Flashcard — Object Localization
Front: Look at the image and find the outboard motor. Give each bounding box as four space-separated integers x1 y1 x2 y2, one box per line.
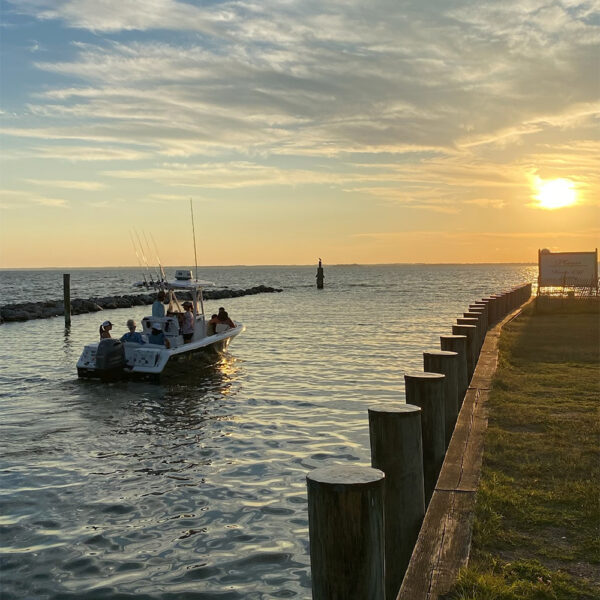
95 339 126 380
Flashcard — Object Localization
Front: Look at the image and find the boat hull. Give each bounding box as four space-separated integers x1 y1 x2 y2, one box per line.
77 325 243 381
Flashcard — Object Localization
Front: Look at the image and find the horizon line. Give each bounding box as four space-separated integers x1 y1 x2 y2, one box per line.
0 261 539 270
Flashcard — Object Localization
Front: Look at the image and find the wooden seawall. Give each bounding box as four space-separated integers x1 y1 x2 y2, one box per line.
397 299 532 599
305 283 532 599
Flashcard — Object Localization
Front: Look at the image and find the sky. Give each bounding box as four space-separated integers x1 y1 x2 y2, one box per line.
1 0 599 268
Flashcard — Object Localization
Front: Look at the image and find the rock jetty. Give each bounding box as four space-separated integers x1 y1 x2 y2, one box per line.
0 286 282 323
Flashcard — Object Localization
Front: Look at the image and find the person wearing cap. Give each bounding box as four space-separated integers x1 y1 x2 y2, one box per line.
99 321 113 339
148 323 170 348
182 302 195 343
120 319 145 344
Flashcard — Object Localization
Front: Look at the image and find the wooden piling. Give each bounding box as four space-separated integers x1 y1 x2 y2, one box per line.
463 312 485 349
63 273 71 327
369 404 425 599
316 258 324 289
452 324 477 380
440 334 468 405
423 350 459 448
468 304 488 333
404 372 445 505
307 465 385 600
456 316 480 351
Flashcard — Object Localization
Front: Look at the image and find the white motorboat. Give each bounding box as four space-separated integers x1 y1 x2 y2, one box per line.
77 276 244 381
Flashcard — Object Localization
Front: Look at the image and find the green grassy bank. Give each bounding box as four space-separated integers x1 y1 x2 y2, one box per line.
446 301 600 600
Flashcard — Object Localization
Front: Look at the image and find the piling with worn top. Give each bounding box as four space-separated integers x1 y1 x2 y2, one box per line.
481 297 496 324
468 304 488 333
463 312 485 349
316 258 324 289
423 350 459 448
440 334 468 405
452 324 477 379
63 273 71 327
404 372 445 505
369 404 425 599
456 317 481 358
307 465 385 599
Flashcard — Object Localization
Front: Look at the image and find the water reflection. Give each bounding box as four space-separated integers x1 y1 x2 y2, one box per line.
72 353 242 437
0 265 538 599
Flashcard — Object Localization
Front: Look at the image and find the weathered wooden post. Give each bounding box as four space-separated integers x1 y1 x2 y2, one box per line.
440 334 468 405
463 312 485 349
479 297 494 325
63 273 71 327
491 294 505 320
482 297 497 324
423 350 459 448
369 404 425 599
452 324 477 379
469 304 488 333
404 372 445 505
457 317 480 361
307 465 385 600
316 258 324 289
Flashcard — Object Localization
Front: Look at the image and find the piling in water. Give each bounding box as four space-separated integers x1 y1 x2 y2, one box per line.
451 324 477 380
462 312 485 349
316 258 324 289
369 404 425 598
423 350 459 448
456 316 480 350
63 273 71 327
404 372 445 505
307 465 385 599
440 334 468 405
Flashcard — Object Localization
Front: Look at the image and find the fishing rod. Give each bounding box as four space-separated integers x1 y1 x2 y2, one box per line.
134 229 156 287
150 232 167 283
142 230 162 284
129 231 150 287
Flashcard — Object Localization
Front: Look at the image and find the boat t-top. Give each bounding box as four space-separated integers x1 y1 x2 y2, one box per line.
77 270 244 380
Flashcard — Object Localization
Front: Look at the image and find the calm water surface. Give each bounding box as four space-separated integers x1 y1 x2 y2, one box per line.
0 265 535 599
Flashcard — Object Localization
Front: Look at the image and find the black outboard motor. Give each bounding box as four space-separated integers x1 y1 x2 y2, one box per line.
95 339 126 380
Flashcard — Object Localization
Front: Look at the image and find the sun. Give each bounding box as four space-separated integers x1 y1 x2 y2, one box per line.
534 178 577 210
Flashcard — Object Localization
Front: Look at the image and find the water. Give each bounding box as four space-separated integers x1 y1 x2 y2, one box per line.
0 264 535 599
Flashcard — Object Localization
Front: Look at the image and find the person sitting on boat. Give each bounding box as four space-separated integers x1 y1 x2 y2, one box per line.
217 310 236 330
152 291 166 318
99 320 113 339
148 323 170 348
206 314 219 336
120 319 146 344
182 302 195 343
217 307 235 327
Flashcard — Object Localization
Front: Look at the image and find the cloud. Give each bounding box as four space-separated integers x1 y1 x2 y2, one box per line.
25 178 106 190
2 0 598 218
0 189 68 208
10 0 223 34
353 228 600 241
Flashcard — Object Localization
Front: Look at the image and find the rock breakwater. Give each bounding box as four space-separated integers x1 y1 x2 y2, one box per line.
0 286 282 323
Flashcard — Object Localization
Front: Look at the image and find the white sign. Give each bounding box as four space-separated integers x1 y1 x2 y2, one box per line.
538 250 598 287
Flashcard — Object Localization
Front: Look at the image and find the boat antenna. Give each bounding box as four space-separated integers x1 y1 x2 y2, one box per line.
190 197 199 282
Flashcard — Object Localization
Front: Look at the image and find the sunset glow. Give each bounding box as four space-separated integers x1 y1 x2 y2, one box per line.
0 1 598 267
534 178 577 210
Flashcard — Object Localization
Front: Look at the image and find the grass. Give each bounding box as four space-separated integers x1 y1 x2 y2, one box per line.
444 301 600 600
